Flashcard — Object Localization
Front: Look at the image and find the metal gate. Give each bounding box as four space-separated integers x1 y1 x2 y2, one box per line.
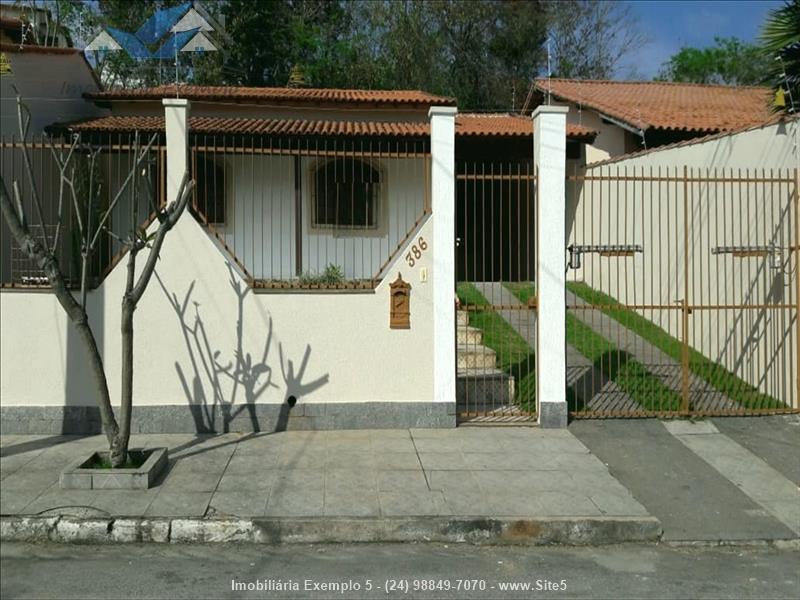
455 162 538 422
566 166 800 418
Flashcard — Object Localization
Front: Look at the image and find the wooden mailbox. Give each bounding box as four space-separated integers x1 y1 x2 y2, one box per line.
389 273 411 329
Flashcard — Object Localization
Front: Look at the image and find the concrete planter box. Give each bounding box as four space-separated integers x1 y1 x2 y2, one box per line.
60 448 168 490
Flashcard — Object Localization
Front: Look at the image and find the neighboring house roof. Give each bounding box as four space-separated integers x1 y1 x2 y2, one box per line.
86 84 458 108
0 16 24 31
457 113 597 141
105 26 152 59
56 114 597 142
530 78 773 134
0 43 101 88
135 2 192 46
0 43 80 56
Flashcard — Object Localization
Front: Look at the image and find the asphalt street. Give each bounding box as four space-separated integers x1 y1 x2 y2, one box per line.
1 542 798 599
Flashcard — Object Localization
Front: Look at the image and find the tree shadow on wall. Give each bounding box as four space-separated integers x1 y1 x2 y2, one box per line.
158 264 329 433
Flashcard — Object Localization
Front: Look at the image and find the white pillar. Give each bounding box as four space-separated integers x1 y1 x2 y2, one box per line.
429 106 457 413
162 98 190 203
533 105 568 428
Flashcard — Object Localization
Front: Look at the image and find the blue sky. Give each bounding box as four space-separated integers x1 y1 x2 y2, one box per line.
621 0 784 79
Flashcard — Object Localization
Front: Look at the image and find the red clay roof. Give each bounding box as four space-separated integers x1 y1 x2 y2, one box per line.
86 84 456 108
59 114 596 141
532 78 773 133
457 113 597 141
58 115 430 137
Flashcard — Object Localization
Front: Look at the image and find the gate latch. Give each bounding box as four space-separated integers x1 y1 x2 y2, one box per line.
568 244 643 270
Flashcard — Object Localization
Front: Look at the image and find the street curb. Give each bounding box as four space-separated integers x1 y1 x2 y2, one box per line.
0 515 663 545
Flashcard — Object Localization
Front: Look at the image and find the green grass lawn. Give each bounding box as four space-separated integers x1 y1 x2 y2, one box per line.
566 282 783 410
504 282 681 413
456 282 536 410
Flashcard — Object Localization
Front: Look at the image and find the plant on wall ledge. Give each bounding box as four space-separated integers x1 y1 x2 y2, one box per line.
298 263 345 286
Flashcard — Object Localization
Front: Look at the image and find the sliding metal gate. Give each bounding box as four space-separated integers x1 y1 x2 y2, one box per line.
455 163 538 422
566 166 800 418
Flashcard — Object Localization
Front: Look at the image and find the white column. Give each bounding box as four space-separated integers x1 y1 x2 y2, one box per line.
533 105 568 427
429 106 457 412
162 98 190 203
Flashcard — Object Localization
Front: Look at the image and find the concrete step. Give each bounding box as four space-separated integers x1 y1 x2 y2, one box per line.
457 344 498 370
457 311 469 326
457 325 483 345
457 369 516 413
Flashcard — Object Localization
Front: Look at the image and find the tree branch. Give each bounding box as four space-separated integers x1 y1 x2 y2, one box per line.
130 172 194 304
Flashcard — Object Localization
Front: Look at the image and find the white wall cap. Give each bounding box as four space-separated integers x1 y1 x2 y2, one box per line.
162 98 191 108
531 105 569 118
428 106 458 118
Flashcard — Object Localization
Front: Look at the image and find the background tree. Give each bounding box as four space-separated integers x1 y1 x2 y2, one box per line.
761 0 799 112
544 0 646 79
0 100 194 466
657 37 772 85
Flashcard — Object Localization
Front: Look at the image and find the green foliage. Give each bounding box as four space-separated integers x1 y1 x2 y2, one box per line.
504 283 680 413
567 282 784 410
299 263 345 286
760 0 800 111
456 282 536 409
657 36 772 85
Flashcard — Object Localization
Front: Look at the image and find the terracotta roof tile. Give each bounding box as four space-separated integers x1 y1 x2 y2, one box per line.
457 113 597 140
86 84 456 108
532 78 773 133
58 115 430 137
60 114 596 141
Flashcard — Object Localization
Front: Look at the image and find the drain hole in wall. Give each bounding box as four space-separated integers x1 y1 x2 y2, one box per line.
287 396 297 407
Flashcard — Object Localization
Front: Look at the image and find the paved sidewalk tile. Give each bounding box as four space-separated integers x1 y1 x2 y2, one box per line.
0 428 653 527
145 491 211 517
208 491 268 517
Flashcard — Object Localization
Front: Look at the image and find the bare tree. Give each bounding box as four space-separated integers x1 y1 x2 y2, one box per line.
0 99 193 466
545 0 647 79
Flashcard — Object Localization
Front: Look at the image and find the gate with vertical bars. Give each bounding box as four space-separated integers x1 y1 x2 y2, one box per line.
455 162 538 422
565 166 800 417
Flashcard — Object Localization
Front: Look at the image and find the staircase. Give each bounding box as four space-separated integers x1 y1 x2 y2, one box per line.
456 310 517 419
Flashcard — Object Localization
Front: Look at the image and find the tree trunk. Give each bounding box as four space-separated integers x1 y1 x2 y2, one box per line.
113 297 135 467
0 180 120 448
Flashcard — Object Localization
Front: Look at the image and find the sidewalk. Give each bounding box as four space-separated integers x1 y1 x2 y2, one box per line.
0 428 659 545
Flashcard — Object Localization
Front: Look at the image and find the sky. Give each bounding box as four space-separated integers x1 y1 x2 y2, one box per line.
621 0 784 79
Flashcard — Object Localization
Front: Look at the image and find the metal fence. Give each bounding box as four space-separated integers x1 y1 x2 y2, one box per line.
566 166 799 417
189 134 431 290
0 134 163 288
455 162 538 422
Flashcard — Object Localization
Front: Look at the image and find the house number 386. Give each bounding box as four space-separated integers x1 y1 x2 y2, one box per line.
405 237 428 268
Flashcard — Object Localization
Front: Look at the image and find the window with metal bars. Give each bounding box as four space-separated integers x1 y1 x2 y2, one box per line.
311 157 381 230
194 151 226 224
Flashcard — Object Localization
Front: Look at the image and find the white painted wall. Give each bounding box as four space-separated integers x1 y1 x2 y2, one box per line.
568 119 800 407
550 99 637 164
0 212 436 410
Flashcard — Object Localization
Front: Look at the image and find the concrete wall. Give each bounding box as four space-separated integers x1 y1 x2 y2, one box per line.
568 119 800 407
0 207 443 431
